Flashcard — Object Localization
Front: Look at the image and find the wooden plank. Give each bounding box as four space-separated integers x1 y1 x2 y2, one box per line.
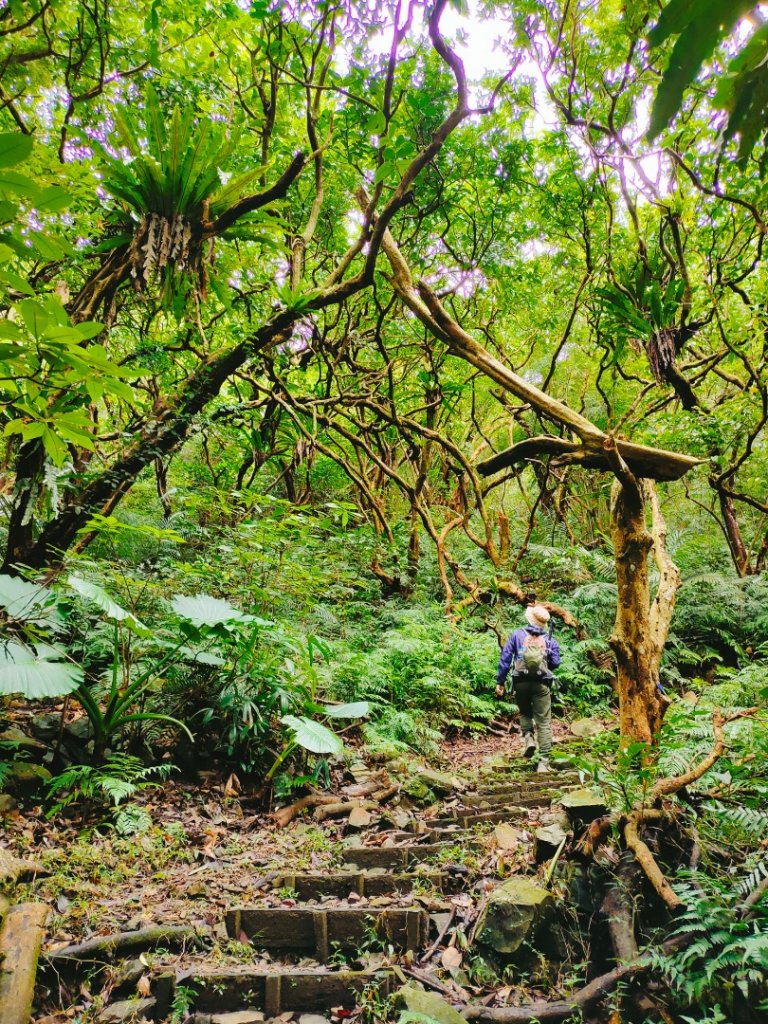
229 906 429 954
271 871 450 900
341 844 449 870
177 968 393 1012
0 902 49 1024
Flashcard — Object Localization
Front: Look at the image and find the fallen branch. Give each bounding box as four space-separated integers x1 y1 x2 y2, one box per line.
44 924 207 968
462 958 644 1022
0 902 49 1024
0 848 49 883
314 800 379 823
624 817 683 911
650 708 757 801
273 793 337 828
372 784 400 802
418 906 456 964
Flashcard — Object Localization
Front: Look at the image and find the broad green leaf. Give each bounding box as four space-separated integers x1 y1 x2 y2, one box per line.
281 715 344 755
170 593 253 627
0 641 82 698
0 170 40 199
322 701 370 719
0 133 33 169
67 574 150 634
0 574 56 624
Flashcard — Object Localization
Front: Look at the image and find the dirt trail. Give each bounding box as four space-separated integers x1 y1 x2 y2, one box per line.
0 720 599 1023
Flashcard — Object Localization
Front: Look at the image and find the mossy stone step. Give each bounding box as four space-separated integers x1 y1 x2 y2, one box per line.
160 967 396 1015
341 843 468 871
429 807 528 829
270 870 452 900
226 905 430 957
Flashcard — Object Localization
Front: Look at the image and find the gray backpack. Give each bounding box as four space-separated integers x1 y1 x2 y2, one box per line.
515 633 548 675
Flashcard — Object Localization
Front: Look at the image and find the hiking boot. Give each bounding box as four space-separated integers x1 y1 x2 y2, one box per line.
536 758 551 774
523 733 536 758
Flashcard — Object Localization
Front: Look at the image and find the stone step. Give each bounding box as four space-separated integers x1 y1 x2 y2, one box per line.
155 966 396 1016
269 869 453 900
341 843 465 871
226 905 430 957
429 807 528 829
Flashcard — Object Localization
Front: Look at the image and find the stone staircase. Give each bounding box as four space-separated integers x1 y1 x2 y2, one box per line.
42 764 583 1023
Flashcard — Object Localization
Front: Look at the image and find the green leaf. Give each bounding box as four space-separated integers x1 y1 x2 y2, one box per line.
0 574 54 623
280 715 344 755
0 170 40 199
0 133 33 169
322 701 370 719
366 111 386 135
0 641 82 698
648 0 755 138
170 593 253 627
67 574 150 634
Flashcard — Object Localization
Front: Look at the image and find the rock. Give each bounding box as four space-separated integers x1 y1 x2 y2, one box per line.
185 881 209 899
393 981 466 1023
475 876 554 955
109 959 145 996
558 788 608 828
0 727 46 755
402 777 433 804
212 1013 266 1024
0 794 17 815
64 716 95 743
538 807 571 832
416 768 464 795
30 713 62 742
6 763 52 799
533 824 568 863
569 718 606 739
297 1016 330 1024
97 997 156 1022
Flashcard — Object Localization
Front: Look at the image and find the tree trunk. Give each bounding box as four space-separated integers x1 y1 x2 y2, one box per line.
716 481 750 577
1 314 294 575
608 476 666 745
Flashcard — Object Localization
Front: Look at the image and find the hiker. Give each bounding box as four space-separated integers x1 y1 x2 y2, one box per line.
495 604 561 773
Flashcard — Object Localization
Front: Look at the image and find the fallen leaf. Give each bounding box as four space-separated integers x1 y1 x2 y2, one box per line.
137 974 151 997
224 773 241 799
441 945 463 969
348 806 372 828
494 823 520 851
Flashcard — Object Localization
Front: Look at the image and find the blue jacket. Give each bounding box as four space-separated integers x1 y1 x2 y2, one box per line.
497 625 561 687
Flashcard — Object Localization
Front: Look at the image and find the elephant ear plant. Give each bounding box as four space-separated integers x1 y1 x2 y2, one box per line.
0 574 238 765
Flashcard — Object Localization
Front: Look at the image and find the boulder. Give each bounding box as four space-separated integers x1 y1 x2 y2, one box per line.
64 717 95 743
97 998 156 1023
569 718 606 739
533 824 568 863
0 794 17 815
475 876 554 955
0 727 46 756
29 713 61 742
558 788 608 828
402 777 433 804
6 763 51 800
415 768 465 795
393 982 466 1024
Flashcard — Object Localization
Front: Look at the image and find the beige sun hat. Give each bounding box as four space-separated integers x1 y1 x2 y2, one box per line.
525 604 550 628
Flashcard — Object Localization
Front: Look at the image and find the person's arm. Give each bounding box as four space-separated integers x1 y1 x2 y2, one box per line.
496 632 517 694
547 635 561 670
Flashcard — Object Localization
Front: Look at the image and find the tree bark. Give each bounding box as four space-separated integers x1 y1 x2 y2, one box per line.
608 471 665 746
